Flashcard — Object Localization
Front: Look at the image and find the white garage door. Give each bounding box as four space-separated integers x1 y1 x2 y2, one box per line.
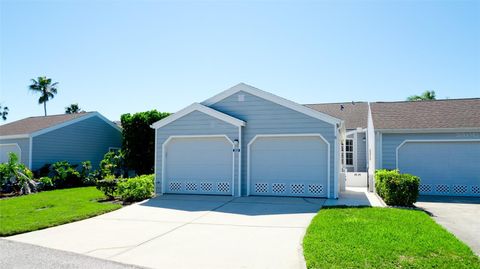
398 141 480 197
0 144 21 163
164 136 233 195
249 135 329 197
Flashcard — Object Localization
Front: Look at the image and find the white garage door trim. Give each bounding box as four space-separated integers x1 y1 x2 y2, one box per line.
161 134 235 196
247 133 330 197
0 143 21 163
395 139 480 169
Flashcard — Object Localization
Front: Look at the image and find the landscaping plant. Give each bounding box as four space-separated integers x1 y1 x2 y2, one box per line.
99 150 125 178
95 175 119 200
0 153 37 195
117 174 154 202
50 161 82 188
375 169 420 206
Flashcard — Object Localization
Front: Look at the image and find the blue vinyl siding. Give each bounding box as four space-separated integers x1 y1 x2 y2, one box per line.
209 91 336 197
155 110 239 195
0 137 30 166
356 132 367 172
31 116 122 170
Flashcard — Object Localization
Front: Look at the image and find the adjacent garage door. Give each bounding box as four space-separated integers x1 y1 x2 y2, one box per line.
397 141 480 197
163 136 233 195
0 144 21 163
248 135 329 197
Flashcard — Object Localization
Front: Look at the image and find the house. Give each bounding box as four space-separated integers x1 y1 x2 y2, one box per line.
367 98 480 197
0 112 122 170
151 83 479 198
151 83 345 198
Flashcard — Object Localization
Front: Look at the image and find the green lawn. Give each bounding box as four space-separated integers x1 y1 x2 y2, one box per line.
303 207 480 269
0 187 121 236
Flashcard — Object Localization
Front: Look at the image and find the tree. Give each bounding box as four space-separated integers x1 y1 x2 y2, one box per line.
407 90 436 101
65 103 81 114
121 110 170 175
29 76 59 116
0 104 8 120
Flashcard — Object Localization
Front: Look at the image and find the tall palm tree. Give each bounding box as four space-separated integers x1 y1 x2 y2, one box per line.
65 103 81 114
29 76 59 116
407 90 436 101
0 104 8 120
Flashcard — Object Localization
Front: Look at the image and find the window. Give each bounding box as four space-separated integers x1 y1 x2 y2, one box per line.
341 139 354 166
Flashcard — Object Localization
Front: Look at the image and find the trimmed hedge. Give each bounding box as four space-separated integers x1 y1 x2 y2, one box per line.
375 169 420 206
117 174 154 202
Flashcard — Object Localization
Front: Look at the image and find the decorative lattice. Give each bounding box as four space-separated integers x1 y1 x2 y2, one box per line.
452 185 467 194
419 184 432 193
308 184 324 194
185 182 198 191
436 184 449 193
200 182 213 192
217 182 230 193
291 184 305 194
169 182 182 192
272 183 286 194
472 186 480 194
255 183 268 193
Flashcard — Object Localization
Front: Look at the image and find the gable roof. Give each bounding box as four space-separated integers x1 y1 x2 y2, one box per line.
151 103 246 129
370 98 480 130
202 83 342 126
305 102 368 130
0 112 121 138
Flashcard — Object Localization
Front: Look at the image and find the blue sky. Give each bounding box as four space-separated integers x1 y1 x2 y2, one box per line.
1 0 479 123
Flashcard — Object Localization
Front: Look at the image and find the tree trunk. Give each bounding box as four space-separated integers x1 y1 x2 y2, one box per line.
44 102 47 116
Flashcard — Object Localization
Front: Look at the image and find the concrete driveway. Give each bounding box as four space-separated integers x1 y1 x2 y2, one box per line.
8 195 325 269
415 196 480 255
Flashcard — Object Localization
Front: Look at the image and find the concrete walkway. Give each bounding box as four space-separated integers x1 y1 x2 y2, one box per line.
415 196 480 256
324 187 385 207
8 195 325 269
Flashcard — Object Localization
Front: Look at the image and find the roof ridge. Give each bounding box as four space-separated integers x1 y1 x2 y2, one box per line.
373 97 480 104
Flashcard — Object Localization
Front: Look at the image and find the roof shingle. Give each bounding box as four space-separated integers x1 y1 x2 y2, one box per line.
305 102 368 129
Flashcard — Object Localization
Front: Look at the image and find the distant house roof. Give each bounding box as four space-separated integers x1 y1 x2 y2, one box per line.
305 102 368 130
370 98 480 130
0 112 109 137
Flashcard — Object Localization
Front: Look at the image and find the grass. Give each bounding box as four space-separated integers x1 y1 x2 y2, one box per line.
0 187 121 236
303 207 480 269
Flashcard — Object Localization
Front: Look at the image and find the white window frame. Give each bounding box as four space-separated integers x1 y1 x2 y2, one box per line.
342 138 354 167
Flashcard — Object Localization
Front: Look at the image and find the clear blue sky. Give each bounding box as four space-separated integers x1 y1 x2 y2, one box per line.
1 0 479 123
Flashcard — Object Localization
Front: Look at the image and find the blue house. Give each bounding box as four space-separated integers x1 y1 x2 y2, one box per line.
0 112 122 170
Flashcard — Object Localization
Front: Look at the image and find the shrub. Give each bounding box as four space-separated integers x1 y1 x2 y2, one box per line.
121 110 170 175
100 151 125 178
50 161 82 188
34 163 52 178
117 174 154 202
95 175 119 200
0 153 37 195
375 169 420 206
38 176 54 190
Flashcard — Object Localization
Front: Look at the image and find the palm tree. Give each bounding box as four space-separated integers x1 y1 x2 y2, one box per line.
0 104 8 121
407 90 436 101
29 76 59 116
65 103 81 114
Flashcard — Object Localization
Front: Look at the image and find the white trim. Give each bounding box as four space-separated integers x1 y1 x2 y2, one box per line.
395 139 480 169
246 133 331 197
161 134 235 196
378 132 382 169
30 112 121 138
0 143 22 163
238 126 242 197
28 137 33 169
202 83 342 125
353 132 358 172
154 128 158 195
377 128 480 134
0 134 30 139
151 103 245 129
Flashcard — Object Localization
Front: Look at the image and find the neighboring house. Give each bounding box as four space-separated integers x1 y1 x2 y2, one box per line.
367 98 480 197
0 112 122 170
151 83 345 198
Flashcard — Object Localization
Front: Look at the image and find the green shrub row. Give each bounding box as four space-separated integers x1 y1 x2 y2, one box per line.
96 174 154 202
375 169 420 206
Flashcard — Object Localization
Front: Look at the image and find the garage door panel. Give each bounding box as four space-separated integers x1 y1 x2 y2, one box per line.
164 137 233 195
398 141 480 196
249 136 328 197
0 144 21 163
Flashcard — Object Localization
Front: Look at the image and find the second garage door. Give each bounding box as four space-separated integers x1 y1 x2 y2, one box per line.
248 135 329 197
164 136 234 195
397 140 480 196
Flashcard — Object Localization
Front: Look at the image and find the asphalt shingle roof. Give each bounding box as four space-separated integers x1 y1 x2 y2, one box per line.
0 112 92 136
305 102 369 130
370 98 480 130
